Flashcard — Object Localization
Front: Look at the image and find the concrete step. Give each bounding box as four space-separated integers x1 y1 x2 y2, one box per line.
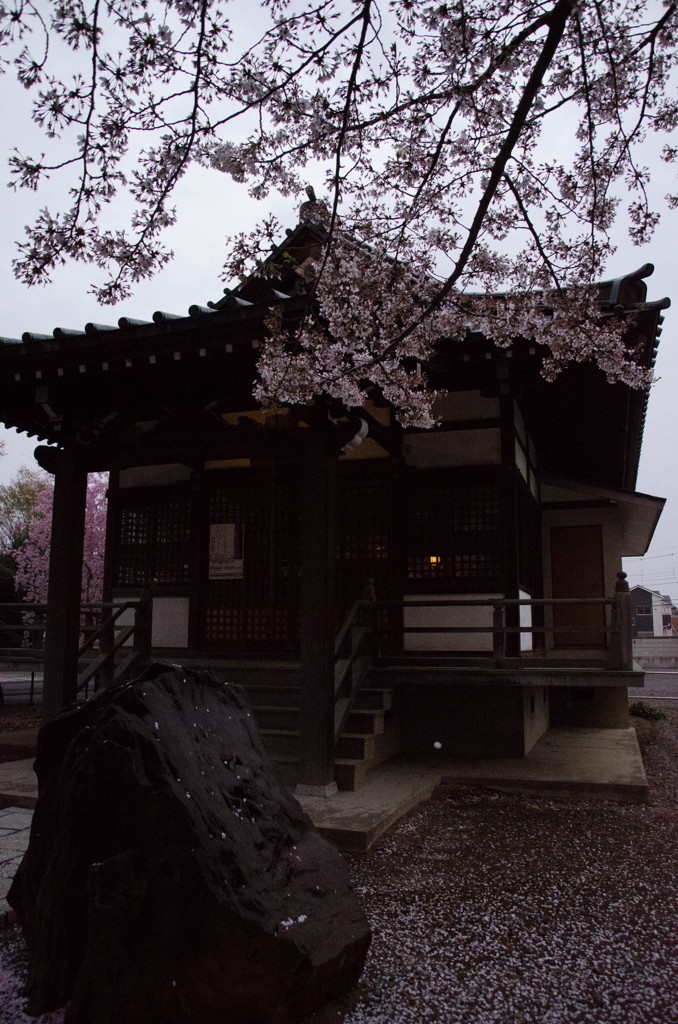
270 754 370 793
334 758 371 792
335 732 377 761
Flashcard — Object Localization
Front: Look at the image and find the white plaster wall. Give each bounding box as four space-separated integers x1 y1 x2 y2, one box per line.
432 391 500 421
119 464 192 488
403 428 501 468
515 438 528 483
403 593 502 651
519 589 533 651
151 596 190 648
523 686 550 754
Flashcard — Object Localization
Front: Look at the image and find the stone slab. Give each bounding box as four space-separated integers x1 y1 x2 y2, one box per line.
0 805 31 926
0 726 651 877
296 766 441 853
0 758 37 809
414 726 649 803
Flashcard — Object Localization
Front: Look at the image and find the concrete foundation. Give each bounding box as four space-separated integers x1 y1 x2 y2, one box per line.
398 683 550 759
550 686 629 728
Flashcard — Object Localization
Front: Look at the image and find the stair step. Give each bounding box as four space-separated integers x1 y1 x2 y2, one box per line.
255 705 385 735
269 755 368 793
354 688 392 711
347 709 385 735
266 729 379 762
260 728 301 758
335 732 376 761
334 759 370 792
269 754 300 788
240 685 301 708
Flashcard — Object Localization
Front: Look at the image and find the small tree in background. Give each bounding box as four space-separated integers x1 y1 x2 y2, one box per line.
14 474 108 605
0 466 48 554
0 466 48 644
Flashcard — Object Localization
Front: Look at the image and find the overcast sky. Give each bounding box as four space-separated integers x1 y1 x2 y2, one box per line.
0 36 676 599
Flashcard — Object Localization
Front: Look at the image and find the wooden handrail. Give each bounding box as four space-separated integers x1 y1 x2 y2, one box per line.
0 599 151 698
333 584 376 744
77 602 141 658
370 590 634 671
76 598 150 694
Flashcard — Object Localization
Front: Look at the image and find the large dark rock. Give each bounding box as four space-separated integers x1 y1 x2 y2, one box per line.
9 664 371 1023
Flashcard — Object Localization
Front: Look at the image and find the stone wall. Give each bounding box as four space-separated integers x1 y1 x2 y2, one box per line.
633 637 678 669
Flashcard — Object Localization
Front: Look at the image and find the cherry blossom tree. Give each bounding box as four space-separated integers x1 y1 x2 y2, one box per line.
1 1 677 423
14 473 108 604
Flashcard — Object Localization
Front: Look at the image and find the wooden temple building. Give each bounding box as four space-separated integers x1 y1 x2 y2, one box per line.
0 219 669 793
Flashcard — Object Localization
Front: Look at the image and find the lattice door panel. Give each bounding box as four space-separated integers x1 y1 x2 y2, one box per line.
335 467 398 629
115 495 191 586
203 468 299 648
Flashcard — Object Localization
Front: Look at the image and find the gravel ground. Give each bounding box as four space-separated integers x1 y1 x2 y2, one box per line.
1 706 677 1024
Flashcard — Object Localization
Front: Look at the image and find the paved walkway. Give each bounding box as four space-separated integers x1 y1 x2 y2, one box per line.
0 725 649 923
0 806 32 927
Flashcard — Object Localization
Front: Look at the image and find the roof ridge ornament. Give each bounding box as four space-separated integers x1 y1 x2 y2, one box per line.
299 186 331 229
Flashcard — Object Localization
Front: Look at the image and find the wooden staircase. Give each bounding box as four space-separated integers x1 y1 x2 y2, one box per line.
181 661 400 791
248 682 399 791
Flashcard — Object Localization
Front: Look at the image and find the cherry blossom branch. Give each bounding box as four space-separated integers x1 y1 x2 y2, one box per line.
346 0 576 374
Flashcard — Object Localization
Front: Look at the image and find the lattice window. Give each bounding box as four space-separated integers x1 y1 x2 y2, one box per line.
204 606 289 644
452 487 501 531
454 552 501 578
335 469 395 613
116 495 191 586
406 472 503 585
204 469 299 648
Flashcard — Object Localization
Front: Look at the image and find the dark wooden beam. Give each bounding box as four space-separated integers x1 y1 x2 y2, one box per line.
43 448 88 719
499 393 521 658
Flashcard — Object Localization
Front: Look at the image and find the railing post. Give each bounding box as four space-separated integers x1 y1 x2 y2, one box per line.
134 591 153 661
296 437 337 797
493 602 506 667
361 576 378 656
614 571 633 670
98 606 115 691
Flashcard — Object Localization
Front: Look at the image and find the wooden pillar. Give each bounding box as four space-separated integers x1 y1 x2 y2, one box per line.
188 467 207 650
295 436 338 796
43 449 88 719
499 389 521 657
614 570 633 670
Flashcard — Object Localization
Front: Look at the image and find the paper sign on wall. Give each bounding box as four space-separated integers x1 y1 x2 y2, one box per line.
209 523 244 579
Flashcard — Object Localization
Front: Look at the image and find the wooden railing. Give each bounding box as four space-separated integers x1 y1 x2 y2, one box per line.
76 599 151 695
331 573 633 745
336 573 634 674
391 595 631 668
0 597 151 701
333 578 377 743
